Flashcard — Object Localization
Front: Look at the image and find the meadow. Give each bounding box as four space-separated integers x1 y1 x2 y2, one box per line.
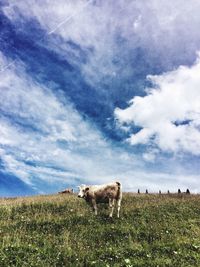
0 193 200 267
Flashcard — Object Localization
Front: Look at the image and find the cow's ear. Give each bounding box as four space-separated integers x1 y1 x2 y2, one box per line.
85 187 89 191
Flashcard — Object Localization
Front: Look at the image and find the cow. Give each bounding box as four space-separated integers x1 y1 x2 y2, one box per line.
77 181 122 218
58 188 74 194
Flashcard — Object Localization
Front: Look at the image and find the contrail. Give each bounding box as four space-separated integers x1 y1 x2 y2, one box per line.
47 0 93 35
0 0 93 73
0 60 16 73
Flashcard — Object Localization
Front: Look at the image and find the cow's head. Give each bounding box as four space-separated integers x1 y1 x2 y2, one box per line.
77 185 89 198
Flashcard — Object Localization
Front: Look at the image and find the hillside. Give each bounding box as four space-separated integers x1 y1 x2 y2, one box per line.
0 193 200 267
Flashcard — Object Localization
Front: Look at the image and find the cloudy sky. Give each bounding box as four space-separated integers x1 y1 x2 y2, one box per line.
0 0 200 196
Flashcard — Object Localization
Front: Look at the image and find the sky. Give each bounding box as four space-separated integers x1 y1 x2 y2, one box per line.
0 0 200 196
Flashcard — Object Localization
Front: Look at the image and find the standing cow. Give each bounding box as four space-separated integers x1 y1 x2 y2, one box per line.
78 181 122 218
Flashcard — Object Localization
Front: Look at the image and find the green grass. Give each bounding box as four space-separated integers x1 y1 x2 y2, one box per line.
0 193 200 267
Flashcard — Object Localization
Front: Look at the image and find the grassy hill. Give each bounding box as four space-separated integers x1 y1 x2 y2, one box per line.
0 193 200 267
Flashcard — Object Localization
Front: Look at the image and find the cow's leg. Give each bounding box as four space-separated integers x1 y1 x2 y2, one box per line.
109 199 115 218
117 198 121 218
92 199 98 215
109 198 112 208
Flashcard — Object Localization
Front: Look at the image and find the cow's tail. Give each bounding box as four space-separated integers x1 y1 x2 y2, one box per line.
116 181 122 199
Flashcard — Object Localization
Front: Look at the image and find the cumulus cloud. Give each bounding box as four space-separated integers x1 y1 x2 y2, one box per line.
115 53 200 155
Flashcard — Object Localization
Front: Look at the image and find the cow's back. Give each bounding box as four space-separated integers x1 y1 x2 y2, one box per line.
89 182 121 203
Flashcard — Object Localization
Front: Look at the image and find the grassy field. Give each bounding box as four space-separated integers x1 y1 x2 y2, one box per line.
0 193 200 267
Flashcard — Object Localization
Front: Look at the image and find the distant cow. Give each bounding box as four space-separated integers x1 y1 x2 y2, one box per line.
78 181 122 218
58 188 73 194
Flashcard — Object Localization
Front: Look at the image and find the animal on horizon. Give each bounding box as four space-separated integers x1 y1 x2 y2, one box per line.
77 181 122 218
58 188 74 194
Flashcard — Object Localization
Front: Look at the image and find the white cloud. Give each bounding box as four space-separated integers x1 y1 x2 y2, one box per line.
115 53 200 155
2 53 196 193
125 171 200 193
1 2 200 192
142 151 156 162
3 0 200 86
0 53 142 191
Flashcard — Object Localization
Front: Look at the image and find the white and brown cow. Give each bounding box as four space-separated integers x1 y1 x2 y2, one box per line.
78 181 122 218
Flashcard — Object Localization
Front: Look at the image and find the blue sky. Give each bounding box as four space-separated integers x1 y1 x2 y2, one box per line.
0 0 200 196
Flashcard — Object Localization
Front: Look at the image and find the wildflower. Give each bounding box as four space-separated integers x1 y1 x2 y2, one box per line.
125 259 131 264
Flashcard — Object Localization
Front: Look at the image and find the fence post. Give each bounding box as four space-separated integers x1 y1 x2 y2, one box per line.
186 189 190 194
